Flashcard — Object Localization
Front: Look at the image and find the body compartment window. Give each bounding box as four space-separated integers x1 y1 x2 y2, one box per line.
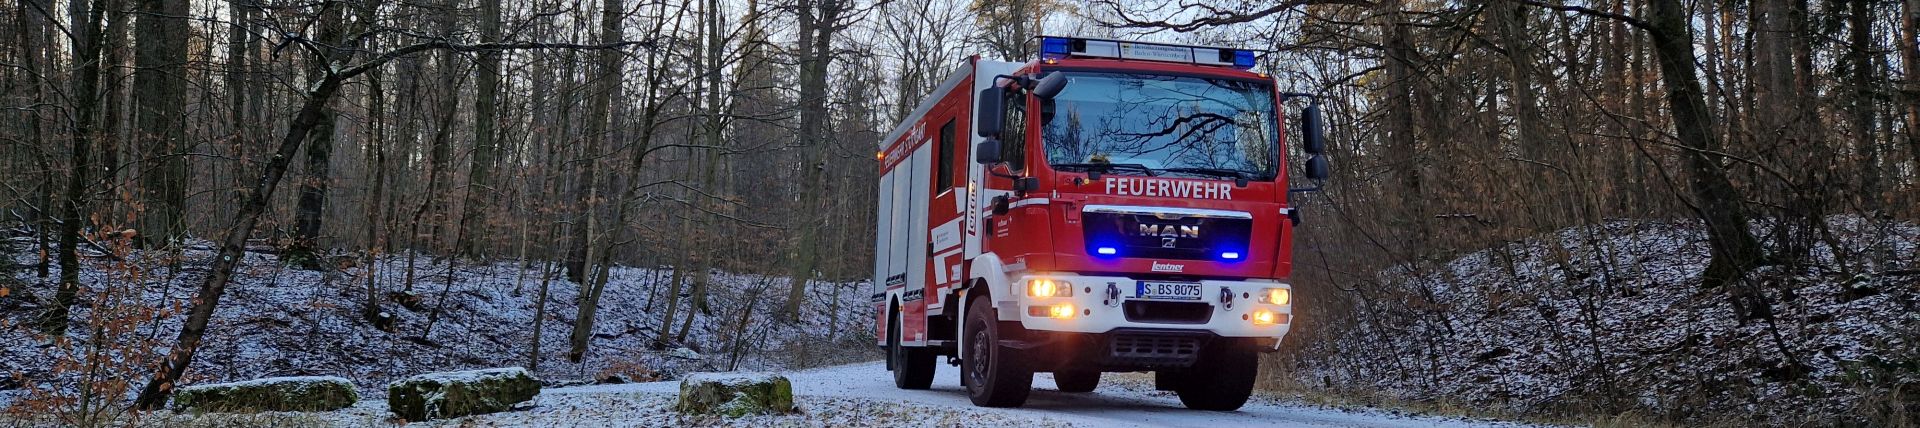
937 119 955 190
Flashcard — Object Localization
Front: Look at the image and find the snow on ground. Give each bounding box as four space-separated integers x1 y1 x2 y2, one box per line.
1290 217 1920 425
149 361 1545 427
0 238 879 405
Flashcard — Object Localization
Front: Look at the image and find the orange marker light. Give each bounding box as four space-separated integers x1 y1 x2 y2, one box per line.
1251 310 1277 325
1049 304 1076 319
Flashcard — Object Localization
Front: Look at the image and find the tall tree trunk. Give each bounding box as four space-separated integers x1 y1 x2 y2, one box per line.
782 0 846 321
1905 0 1919 162
1646 0 1767 289
290 0 353 266
458 0 505 259
364 67 392 330
1381 0 1426 261
566 0 624 363
98 0 127 221
133 0 189 247
1847 0 1879 210
43 0 109 336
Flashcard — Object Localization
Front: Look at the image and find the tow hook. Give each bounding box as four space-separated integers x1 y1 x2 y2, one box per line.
1219 287 1235 311
1104 282 1121 306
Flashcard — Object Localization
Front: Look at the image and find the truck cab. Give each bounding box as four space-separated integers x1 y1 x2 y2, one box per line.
872 36 1330 411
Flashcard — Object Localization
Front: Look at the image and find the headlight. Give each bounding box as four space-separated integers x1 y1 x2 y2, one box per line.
1260 288 1291 305
1027 279 1073 297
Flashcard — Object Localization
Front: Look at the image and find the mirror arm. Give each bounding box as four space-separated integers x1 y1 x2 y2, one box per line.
1278 92 1320 101
1287 181 1325 193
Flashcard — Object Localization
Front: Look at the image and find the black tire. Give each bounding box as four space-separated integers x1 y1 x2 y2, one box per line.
1175 341 1257 411
963 297 1032 407
890 309 935 389
1053 370 1100 393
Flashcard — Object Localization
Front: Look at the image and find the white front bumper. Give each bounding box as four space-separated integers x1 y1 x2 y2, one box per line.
1007 273 1292 342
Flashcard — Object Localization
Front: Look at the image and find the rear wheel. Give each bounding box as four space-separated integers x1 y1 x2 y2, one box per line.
890 310 934 389
1175 341 1257 411
963 297 1031 407
1053 370 1100 393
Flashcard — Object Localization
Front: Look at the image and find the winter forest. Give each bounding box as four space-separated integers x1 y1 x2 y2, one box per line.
0 0 1916 426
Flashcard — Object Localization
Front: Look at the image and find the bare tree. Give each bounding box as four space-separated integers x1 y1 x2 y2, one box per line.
132 0 190 247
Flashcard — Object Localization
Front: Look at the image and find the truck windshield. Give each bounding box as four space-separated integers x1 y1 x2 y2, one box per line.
1040 72 1279 180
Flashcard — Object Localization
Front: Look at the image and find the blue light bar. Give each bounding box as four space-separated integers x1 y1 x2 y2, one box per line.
1097 247 1119 255
1221 252 1242 260
1041 37 1071 60
1036 36 1256 70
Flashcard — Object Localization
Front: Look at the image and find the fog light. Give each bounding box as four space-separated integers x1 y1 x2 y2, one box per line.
1260 288 1291 305
1027 279 1072 297
1049 304 1076 319
1251 309 1278 325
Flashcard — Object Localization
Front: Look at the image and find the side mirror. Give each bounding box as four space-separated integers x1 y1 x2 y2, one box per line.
1032 72 1068 99
976 87 1004 138
975 139 1003 165
1301 103 1326 155
1305 155 1330 181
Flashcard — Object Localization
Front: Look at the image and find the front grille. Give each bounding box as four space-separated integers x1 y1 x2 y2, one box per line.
1081 207 1253 261
1123 300 1213 324
1108 334 1202 366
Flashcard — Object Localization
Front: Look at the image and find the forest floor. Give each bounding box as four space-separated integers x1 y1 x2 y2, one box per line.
1287 216 1920 425
0 235 880 406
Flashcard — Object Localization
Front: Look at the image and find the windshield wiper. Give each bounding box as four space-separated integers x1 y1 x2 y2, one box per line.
1052 163 1157 176
1157 167 1247 179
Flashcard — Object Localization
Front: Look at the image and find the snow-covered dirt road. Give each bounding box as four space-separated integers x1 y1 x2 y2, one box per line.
528 361 1539 427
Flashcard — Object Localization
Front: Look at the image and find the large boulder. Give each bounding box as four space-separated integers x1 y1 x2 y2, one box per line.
387 367 540 421
169 376 359 413
674 372 796 417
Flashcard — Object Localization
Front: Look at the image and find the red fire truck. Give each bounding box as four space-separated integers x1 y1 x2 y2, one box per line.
871 36 1329 411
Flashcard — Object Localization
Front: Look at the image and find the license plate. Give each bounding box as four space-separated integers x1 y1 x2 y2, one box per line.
1135 281 1202 301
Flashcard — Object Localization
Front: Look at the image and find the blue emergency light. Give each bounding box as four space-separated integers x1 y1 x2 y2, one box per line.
1097 247 1119 256
1037 36 1258 70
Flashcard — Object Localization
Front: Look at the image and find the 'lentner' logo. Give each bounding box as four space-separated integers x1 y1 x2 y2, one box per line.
1150 261 1185 273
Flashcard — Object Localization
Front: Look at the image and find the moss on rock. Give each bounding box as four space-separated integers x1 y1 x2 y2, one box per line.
169 376 359 413
386 367 540 421
674 372 796 417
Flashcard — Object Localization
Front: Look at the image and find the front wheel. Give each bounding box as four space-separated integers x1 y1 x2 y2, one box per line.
1175 341 1257 411
963 297 1032 407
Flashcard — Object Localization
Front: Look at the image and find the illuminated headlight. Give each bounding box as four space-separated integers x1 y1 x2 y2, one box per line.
1259 288 1291 305
1027 279 1074 297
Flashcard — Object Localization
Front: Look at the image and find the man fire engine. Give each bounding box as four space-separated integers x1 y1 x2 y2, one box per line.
871 36 1330 411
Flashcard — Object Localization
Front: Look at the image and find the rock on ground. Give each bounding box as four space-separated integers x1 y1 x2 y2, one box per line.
387 367 540 421
675 372 795 417
170 376 359 413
